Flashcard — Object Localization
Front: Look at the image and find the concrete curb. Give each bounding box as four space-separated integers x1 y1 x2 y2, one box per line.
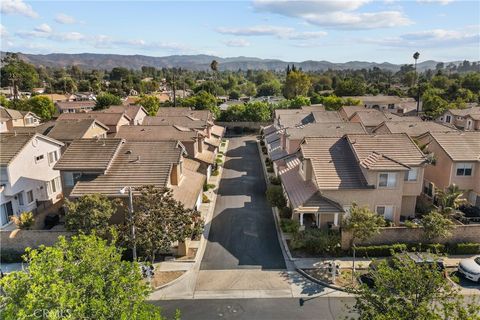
295 267 348 293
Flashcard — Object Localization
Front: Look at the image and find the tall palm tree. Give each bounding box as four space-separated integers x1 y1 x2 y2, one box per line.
436 184 466 219
413 51 420 115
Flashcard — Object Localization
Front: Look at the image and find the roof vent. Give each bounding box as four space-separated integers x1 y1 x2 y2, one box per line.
141 128 145 131
126 150 132 154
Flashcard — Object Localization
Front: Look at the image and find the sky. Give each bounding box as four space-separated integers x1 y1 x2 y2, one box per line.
1 0 479 64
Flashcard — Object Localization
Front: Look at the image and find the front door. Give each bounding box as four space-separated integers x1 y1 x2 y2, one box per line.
1 201 14 226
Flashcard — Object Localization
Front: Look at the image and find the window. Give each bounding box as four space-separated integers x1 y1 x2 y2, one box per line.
48 151 58 165
0 202 14 226
0 167 7 181
456 163 473 176
17 192 24 206
446 115 451 123
376 205 394 221
47 176 61 195
26 190 34 204
388 104 395 109
35 154 44 163
404 168 418 182
378 173 397 188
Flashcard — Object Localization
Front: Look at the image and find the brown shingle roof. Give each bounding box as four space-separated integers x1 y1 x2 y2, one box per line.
57 112 130 131
339 105 365 120
311 111 343 123
104 105 147 120
301 137 369 189
69 140 183 198
142 116 207 128
115 125 198 141
54 138 124 171
47 119 108 141
156 108 212 121
286 122 366 139
447 107 480 117
425 131 480 161
56 101 95 111
374 121 457 137
0 133 63 166
171 165 205 209
211 125 225 137
347 133 426 170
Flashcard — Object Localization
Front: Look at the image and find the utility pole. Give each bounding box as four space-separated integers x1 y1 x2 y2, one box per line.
128 186 137 261
413 52 420 116
172 71 177 107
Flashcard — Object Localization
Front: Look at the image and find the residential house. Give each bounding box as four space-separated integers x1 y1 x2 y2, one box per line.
0 133 64 227
278 133 426 228
56 101 95 114
0 107 42 132
348 109 420 133
416 131 480 207
103 105 148 125
54 138 205 210
338 105 366 121
115 125 216 180
436 106 480 131
344 95 403 111
372 120 457 138
57 112 131 134
37 94 74 103
47 119 109 144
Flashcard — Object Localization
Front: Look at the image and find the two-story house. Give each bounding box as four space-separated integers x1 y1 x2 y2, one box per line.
103 105 148 125
57 112 131 135
0 107 42 132
54 138 205 210
278 133 427 228
0 133 64 227
436 106 480 131
417 131 480 207
372 120 457 138
56 101 96 114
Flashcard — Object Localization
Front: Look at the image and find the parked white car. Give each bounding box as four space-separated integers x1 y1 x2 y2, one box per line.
458 257 480 282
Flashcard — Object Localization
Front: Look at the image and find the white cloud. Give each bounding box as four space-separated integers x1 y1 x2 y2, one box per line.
364 26 479 47
216 25 327 39
34 23 52 34
55 13 77 24
0 24 7 37
252 0 412 29
223 39 251 47
1 0 38 18
417 0 454 5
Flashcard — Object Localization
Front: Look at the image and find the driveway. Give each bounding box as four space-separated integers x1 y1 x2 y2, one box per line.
200 136 286 270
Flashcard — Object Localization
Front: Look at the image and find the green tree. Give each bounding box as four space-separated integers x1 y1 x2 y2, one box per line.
256 80 282 97
0 234 165 320
422 88 450 118
436 184 466 219
342 203 385 246
94 92 122 110
420 211 454 241
348 253 480 320
229 90 240 100
461 72 480 93
136 95 161 116
220 104 246 121
266 185 287 208
334 78 366 96
243 101 271 122
65 194 116 236
26 95 56 120
0 53 40 93
288 96 311 108
181 90 219 118
118 185 203 263
283 70 311 99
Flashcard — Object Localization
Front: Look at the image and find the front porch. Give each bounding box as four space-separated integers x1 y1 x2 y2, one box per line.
294 209 341 230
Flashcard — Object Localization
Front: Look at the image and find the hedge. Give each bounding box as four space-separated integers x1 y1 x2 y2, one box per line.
352 242 480 257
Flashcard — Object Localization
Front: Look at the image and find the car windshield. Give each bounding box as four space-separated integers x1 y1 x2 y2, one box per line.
474 257 480 266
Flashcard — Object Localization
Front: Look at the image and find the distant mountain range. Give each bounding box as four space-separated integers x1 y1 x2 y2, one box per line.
1 52 469 72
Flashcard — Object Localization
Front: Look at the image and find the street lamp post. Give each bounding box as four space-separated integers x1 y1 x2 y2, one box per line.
120 186 137 261
413 52 421 116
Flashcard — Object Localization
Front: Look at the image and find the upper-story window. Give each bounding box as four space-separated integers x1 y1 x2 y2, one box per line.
35 154 44 163
48 151 59 165
404 168 418 182
378 172 397 188
446 115 451 123
456 163 473 176
0 167 7 182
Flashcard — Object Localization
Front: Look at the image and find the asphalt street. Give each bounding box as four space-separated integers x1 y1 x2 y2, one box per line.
153 297 355 320
200 136 286 270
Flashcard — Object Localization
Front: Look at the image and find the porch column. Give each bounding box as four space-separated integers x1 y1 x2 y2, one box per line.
317 213 321 228
299 213 304 226
334 212 339 226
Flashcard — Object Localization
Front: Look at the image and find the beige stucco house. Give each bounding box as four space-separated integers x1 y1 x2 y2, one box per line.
0 107 41 132
417 131 480 207
436 106 480 131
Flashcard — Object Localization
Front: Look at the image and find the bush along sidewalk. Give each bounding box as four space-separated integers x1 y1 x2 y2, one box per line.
351 242 480 258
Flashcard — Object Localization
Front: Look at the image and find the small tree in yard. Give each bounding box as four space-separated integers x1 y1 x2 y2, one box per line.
266 185 286 208
65 193 116 236
342 203 385 246
420 211 454 241
436 184 466 219
118 185 203 263
11 211 34 229
0 234 166 320
347 252 480 320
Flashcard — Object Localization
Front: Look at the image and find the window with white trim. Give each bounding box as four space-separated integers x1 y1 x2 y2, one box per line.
17 192 24 206
35 154 44 163
26 190 34 204
456 163 473 176
404 168 418 182
47 150 59 165
376 205 394 221
378 173 397 188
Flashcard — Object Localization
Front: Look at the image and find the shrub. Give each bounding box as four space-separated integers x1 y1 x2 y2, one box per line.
267 165 274 173
265 157 271 165
353 244 408 257
280 219 299 234
291 229 341 256
269 176 281 185
215 158 223 164
260 140 265 146
11 211 34 230
280 206 292 219
202 194 210 203
266 185 286 208
449 243 480 255
416 196 434 215
261 146 267 154
404 220 419 228
203 183 216 191
212 169 219 176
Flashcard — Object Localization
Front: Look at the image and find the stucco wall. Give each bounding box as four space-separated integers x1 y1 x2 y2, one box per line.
341 224 480 250
1 229 73 253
